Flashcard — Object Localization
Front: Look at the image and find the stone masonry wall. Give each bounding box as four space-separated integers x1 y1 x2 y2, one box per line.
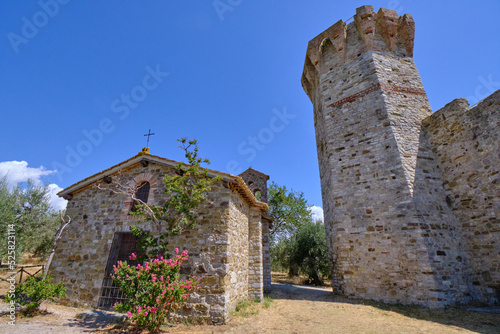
239 169 269 202
50 162 261 323
224 191 250 315
302 5 471 307
248 209 263 300
262 218 272 293
423 91 500 304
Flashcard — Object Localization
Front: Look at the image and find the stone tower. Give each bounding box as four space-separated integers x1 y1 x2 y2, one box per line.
239 168 270 203
302 5 471 307
238 167 272 293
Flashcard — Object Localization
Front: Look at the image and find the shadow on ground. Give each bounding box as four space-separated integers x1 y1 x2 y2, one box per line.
270 282 500 334
66 310 127 332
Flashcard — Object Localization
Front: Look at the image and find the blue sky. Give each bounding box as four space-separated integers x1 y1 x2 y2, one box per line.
0 0 499 215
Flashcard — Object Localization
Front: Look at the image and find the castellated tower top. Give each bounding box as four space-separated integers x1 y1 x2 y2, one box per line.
302 5 415 99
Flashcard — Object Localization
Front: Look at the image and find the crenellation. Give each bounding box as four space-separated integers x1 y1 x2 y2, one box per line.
354 5 376 50
396 14 415 57
376 8 399 52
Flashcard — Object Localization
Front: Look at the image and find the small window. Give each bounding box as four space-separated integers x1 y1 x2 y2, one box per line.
130 181 150 212
254 189 262 201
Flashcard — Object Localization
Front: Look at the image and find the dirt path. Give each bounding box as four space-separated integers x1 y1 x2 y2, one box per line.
1 283 499 333
169 284 500 334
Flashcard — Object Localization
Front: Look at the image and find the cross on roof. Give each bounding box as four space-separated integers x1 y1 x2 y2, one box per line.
144 129 155 147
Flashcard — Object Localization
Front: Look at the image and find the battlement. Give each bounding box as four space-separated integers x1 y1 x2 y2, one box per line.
302 5 415 99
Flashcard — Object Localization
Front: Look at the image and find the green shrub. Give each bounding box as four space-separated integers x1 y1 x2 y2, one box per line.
6 275 66 316
112 249 199 332
272 220 330 285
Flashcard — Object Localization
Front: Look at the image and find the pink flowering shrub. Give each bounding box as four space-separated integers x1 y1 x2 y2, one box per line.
111 248 199 332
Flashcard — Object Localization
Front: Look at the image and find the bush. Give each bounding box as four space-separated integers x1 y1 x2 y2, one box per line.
0 177 61 262
290 220 330 285
112 248 199 332
6 275 66 316
272 220 330 285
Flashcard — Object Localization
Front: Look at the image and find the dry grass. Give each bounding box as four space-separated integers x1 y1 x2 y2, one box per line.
1 272 498 333
0 264 44 294
271 271 332 287
166 273 500 334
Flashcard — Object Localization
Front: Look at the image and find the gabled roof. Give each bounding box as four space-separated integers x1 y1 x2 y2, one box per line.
57 148 269 212
239 167 270 181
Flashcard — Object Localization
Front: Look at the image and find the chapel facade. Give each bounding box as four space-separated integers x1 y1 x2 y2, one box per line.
50 148 271 323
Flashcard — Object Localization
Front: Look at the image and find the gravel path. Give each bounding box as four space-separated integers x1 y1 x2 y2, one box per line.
0 302 124 333
0 283 499 333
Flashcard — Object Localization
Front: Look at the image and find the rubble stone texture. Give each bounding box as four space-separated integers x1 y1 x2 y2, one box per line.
302 5 499 307
51 154 270 324
238 168 272 293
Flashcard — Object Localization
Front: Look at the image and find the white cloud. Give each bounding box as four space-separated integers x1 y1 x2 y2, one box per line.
0 161 54 187
0 161 67 211
47 183 68 211
309 205 324 222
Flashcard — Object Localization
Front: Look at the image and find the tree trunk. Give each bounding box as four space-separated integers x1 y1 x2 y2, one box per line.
42 212 71 280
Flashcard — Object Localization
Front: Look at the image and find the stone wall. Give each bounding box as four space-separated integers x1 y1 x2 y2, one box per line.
238 168 271 294
423 91 500 304
224 191 250 315
50 162 264 323
262 218 272 293
239 168 270 202
247 209 263 300
302 5 474 307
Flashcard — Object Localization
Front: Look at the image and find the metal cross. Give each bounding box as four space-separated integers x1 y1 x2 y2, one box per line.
144 129 155 147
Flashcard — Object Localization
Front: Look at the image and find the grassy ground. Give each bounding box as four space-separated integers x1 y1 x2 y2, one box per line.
1 272 499 333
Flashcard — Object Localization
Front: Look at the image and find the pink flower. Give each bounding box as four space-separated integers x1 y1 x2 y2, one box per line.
151 307 157 313
129 253 137 260
144 311 148 316
127 311 132 318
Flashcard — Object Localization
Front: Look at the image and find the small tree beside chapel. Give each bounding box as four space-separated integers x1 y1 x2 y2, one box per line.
97 138 221 331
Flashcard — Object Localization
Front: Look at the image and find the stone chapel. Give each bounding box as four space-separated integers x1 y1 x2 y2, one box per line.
50 147 272 323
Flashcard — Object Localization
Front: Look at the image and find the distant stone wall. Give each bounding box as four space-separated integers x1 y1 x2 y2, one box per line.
50 162 264 323
423 91 500 304
238 168 271 294
262 218 272 293
238 168 270 203
247 209 263 300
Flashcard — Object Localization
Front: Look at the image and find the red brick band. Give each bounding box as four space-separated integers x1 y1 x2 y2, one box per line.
327 83 427 108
